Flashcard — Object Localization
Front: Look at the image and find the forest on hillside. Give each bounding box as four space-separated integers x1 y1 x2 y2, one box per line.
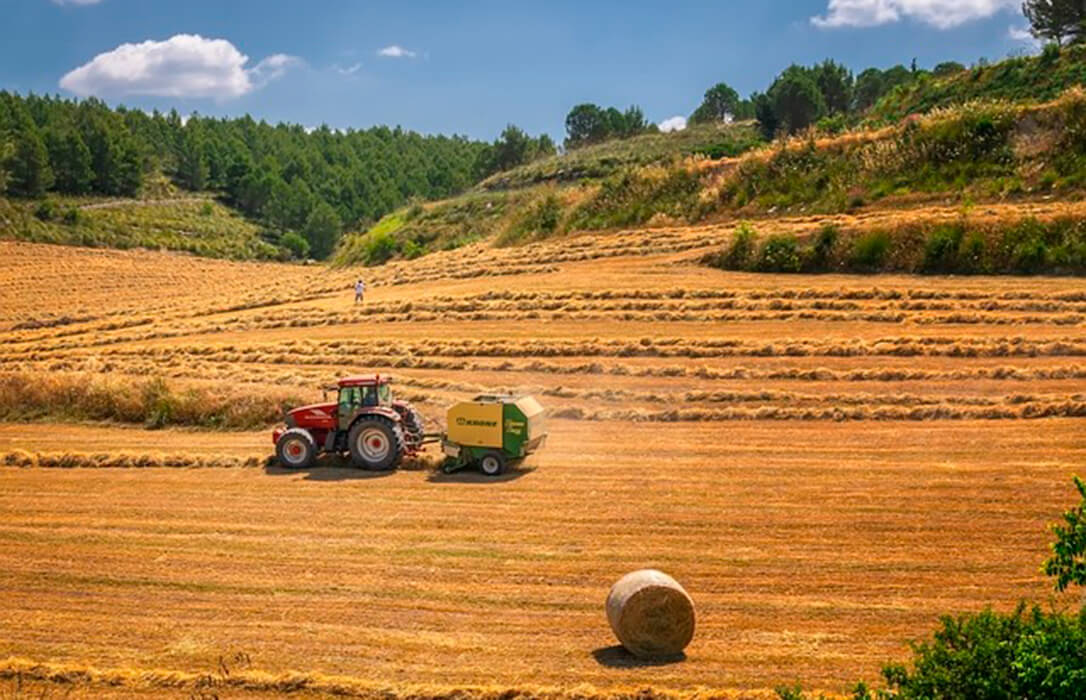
0 93 492 258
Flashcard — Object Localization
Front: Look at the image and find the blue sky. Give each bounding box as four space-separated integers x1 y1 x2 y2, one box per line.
2 0 1037 140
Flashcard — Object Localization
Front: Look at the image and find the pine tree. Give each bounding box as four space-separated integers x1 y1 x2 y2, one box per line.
0 139 12 192
1023 0 1085 45
7 126 53 197
176 123 209 191
302 200 341 259
45 128 93 194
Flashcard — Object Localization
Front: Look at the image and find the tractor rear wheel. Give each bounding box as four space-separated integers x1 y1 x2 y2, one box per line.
276 428 317 469
393 401 425 449
348 417 405 471
479 451 507 477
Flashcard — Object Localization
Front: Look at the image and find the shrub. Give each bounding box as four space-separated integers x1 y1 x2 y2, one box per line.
806 224 839 271
874 604 1086 699
757 234 802 272
921 224 965 273
850 231 892 270
567 166 702 231
199 201 214 217
502 193 564 244
279 231 310 259
1040 42 1061 68
722 223 757 270
363 229 399 265
34 200 58 221
1044 476 1086 593
61 207 82 225
1001 218 1050 274
958 231 987 274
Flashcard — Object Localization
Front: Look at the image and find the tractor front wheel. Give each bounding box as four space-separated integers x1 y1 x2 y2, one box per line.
479 451 507 477
276 428 317 469
348 417 405 471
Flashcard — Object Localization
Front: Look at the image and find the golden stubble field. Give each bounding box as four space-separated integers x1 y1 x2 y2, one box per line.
0 203 1084 698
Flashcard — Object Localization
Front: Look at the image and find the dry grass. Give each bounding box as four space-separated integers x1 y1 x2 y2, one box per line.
0 195 1083 697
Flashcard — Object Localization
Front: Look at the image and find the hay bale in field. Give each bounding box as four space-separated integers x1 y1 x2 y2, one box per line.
606 569 695 658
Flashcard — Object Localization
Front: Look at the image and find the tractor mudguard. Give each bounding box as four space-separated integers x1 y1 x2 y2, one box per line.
353 406 402 424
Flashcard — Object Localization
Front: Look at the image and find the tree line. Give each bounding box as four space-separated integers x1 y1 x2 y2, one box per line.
0 92 503 258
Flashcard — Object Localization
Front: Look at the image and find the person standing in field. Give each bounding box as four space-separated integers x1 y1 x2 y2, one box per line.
354 278 366 304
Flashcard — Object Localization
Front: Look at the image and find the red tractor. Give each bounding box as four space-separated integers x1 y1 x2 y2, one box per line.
272 375 424 470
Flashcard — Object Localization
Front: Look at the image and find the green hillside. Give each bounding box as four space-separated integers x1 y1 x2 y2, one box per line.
479 121 761 190
335 87 1086 269
868 43 1086 122
0 192 278 259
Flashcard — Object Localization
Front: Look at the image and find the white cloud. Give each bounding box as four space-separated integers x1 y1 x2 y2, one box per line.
812 0 1017 30
1008 24 1042 48
52 0 104 5
658 116 687 133
59 34 299 100
335 62 362 76
377 45 417 58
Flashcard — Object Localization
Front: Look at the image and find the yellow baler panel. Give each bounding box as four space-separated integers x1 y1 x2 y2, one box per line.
446 401 504 448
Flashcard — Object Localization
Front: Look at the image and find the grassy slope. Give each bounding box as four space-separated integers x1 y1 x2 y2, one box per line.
868 43 1086 122
479 121 761 190
338 88 1086 271
0 193 279 260
335 122 763 265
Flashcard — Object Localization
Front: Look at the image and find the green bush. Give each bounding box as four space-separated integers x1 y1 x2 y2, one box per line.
279 230 310 259
502 193 564 244
1040 42 1061 68
34 199 58 221
921 223 965 273
199 201 214 217
363 229 399 265
758 233 802 272
874 604 1086 700
806 224 839 271
566 167 702 231
1044 476 1086 593
723 223 757 270
850 231 892 270
401 239 424 259
958 230 987 274
1000 218 1050 274
61 207 81 225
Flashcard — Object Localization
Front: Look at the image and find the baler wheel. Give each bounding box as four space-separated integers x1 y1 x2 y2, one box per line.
479 451 507 477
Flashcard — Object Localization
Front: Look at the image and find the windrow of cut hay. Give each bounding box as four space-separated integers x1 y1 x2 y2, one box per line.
8 281 1083 351
0 372 300 430
11 357 1086 390
0 450 268 469
0 657 786 700
74 336 1086 367
0 451 442 470
552 401 1086 422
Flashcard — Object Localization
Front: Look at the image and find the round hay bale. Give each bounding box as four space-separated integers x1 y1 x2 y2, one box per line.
606 569 695 658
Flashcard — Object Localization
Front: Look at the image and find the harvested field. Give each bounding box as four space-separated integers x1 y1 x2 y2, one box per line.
0 202 1084 697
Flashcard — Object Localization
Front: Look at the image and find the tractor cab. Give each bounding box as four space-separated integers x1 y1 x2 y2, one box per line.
334 375 393 430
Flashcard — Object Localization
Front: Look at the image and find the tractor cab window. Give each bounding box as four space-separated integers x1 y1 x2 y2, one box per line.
378 383 391 404
339 387 361 410
361 386 378 407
